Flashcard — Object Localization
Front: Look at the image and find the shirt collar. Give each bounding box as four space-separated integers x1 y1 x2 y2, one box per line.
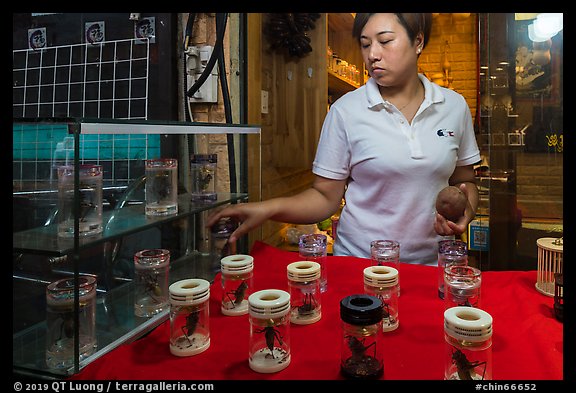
365 73 446 109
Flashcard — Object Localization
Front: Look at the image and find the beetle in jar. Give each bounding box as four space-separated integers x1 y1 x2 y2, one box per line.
452 348 487 380
224 280 248 309
255 319 284 359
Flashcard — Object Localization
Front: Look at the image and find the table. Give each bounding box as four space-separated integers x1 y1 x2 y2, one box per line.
71 241 563 380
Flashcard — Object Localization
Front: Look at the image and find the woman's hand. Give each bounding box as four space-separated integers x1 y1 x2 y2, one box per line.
206 201 273 245
434 183 475 236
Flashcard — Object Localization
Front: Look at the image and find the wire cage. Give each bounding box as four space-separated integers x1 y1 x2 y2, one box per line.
535 237 563 296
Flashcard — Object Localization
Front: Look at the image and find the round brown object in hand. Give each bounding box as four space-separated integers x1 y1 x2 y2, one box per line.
435 186 467 222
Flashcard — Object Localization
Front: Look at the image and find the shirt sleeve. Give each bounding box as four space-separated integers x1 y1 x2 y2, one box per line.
312 105 351 180
457 97 481 166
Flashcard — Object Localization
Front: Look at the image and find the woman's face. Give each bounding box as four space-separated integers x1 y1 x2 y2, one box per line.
360 13 421 88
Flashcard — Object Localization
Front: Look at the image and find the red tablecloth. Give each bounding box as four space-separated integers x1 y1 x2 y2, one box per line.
72 241 563 380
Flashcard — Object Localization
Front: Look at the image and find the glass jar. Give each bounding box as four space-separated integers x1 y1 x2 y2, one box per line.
134 249 170 317
363 266 399 332
444 265 482 309
210 217 238 275
444 306 493 380
438 240 468 299
45 275 97 369
221 254 254 316
190 153 217 202
248 289 291 373
370 240 401 296
340 294 384 379
145 158 178 216
298 233 328 293
169 278 211 356
57 164 103 237
287 261 322 325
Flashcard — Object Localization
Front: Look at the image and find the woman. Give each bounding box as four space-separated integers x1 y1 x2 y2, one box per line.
208 13 480 265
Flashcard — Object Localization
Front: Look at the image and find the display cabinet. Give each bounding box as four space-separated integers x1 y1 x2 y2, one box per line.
13 117 260 379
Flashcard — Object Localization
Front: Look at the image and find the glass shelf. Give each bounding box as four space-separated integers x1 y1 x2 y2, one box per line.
13 192 248 256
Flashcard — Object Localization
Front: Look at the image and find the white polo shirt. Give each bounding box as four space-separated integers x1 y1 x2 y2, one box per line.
313 74 480 265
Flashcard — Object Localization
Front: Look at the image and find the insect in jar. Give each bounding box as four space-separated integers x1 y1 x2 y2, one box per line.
54 311 75 346
150 173 171 203
78 185 97 222
345 335 377 363
198 166 213 191
181 307 200 346
452 348 487 380
255 320 284 359
297 293 318 316
142 273 163 303
380 300 396 326
225 281 248 308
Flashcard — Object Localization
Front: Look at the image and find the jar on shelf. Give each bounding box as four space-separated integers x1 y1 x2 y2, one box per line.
57 164 103 238
287 261 322 325
45 275 97 369
444 306 493 380
145 158 178 216
190 153 217 202
363 266 399 332
169 278 211 356
134 249 170 318
340 294 384 379
248 289 291 373
210 217 238 275
221 254 254 316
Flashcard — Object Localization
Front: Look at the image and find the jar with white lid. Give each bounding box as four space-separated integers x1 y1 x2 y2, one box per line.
248 289 291 373
287 261 322 325
169 278 211 356
444 306 493 380
220 254 254 316
363 265 399 332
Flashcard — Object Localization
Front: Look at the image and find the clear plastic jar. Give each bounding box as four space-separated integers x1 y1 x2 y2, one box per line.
221 254 254 316
210 217 238 275
145 158 178 216
287 261 322 325
57 164 103 237
248 289 291 373
444 306 493 380
45 275 97 369
190 153 217 202
298 233 328 293
444 265 482 309
363 266 399 332
370 240 401 296
438 240 468 299
134 249 170 317
169 279 211 356
340 294 384 379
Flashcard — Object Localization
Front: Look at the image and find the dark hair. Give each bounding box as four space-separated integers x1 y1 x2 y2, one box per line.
352 13 433 49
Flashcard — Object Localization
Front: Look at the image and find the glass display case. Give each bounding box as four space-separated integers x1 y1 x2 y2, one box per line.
13 117 260 378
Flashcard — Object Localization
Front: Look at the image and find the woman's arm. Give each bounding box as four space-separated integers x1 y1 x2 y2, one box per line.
207 176 347 244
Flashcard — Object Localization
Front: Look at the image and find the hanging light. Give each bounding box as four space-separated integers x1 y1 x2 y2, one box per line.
529 13 563 42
